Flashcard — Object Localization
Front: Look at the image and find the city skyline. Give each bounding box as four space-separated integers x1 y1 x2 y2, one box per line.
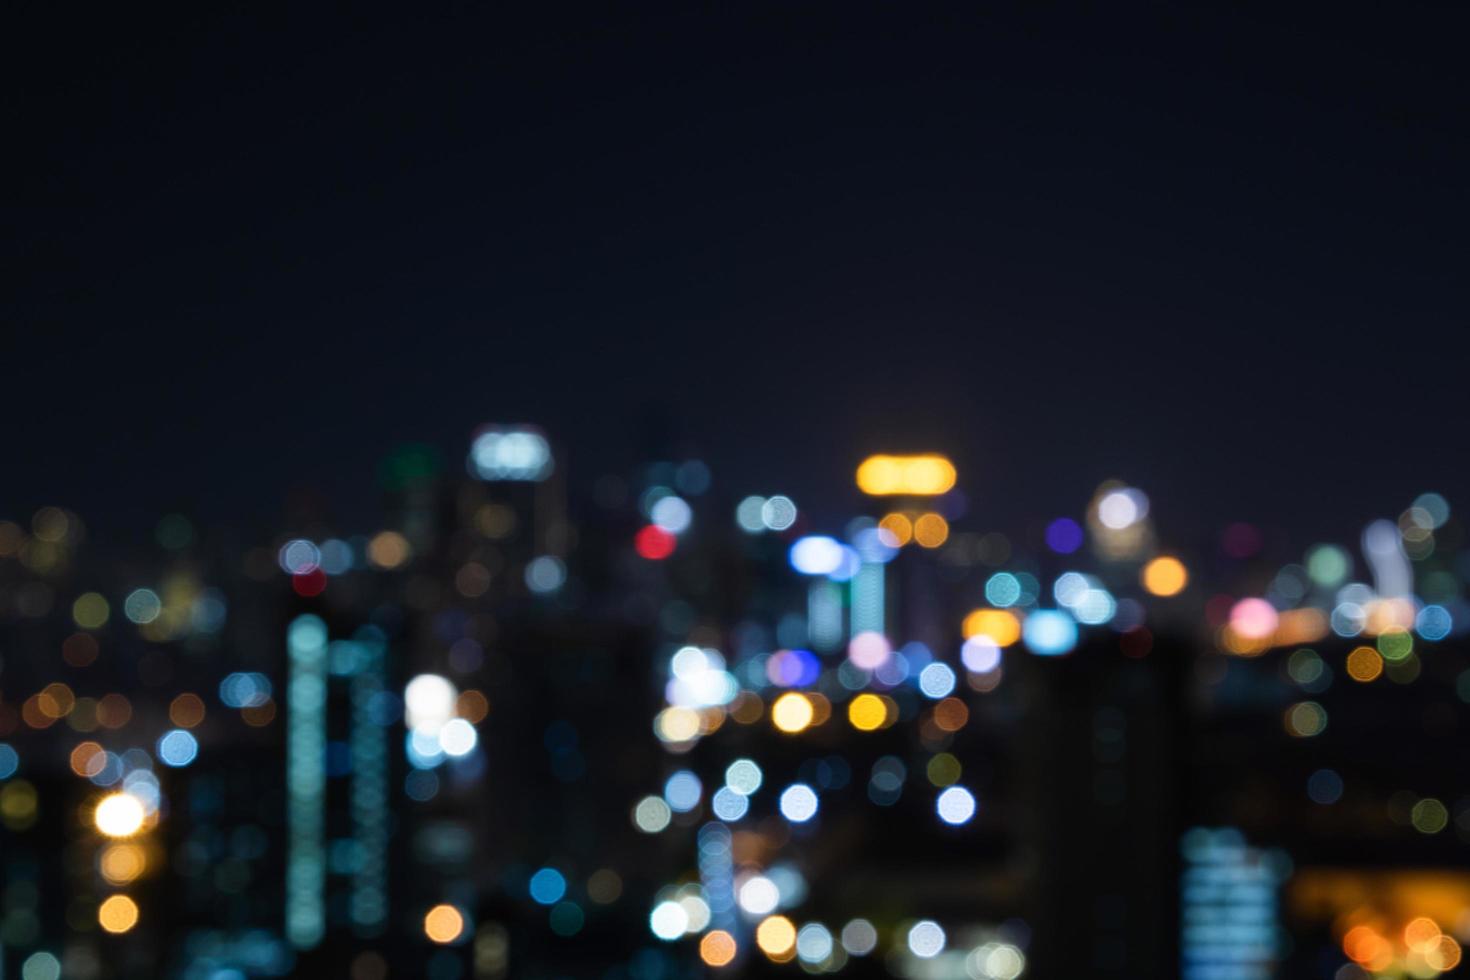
5 5 1469 978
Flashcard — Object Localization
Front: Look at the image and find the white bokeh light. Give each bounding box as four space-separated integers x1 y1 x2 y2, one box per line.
779 783 819 823
907 920 946 958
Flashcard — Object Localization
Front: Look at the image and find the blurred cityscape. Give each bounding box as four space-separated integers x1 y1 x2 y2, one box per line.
2 424 1465 979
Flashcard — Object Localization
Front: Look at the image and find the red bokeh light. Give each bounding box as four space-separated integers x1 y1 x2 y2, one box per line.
293 568 327 597
635 525 676 560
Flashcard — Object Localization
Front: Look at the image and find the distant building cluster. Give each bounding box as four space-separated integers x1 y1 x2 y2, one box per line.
0 427 1465 979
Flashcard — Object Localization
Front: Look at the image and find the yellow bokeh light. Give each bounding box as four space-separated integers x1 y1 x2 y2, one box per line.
927 752 962 787
98 894 139 934
94 793 146 838
878 513 913 546
100 843 147 885
1346 646 1383 682
1284 701 1327 738
1429 935 1463 971
770 693 814 734
1141 556 1188 596
1404 916 1441 951
1413 798 1449 834
72 592 110 630
367 531 412 570
700 929 738 967
913 513 949 548
847 693 888 732
423 903 465 944
656 706 702 743
0 780 39 830
41 682 75 718
755 915 797 959
962 609 1021 647
856 455 957 496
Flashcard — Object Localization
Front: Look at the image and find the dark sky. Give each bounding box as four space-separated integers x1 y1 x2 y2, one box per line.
6 5 1468 548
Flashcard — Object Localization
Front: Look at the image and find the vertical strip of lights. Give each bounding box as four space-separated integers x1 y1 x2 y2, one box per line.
851 562 884 636
1180 827 1284 979
808 580 843 652
698 822 736 934
350 626 389 935
286 614 329 949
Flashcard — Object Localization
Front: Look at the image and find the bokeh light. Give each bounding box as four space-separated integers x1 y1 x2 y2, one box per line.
94 793 145 838
97 894 139 934
423 904 465 943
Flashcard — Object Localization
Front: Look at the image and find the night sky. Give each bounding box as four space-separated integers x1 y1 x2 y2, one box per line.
7 6 1468 549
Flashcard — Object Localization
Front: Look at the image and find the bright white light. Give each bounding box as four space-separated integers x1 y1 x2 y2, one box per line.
779 783 819 823
667 669 738 709
936 786 977 825
94 793 146 837
469 429 552 481
679 894 711 933
725 759 763 796
907 920 946 958
1023 609 1078 656
670 646 708 680
847 631 891 670
649 900 688 940
980 943 1026 980
1098 488 1148 529
1053 571 1090 606
404 674 457 733
651 496 692 534
633 795 672 833
438 718 478 757
961 637 1001 673
1073 588 1117 625
789 535 845 575
918 662 956 698
738 876 780 915
841 918 878 955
